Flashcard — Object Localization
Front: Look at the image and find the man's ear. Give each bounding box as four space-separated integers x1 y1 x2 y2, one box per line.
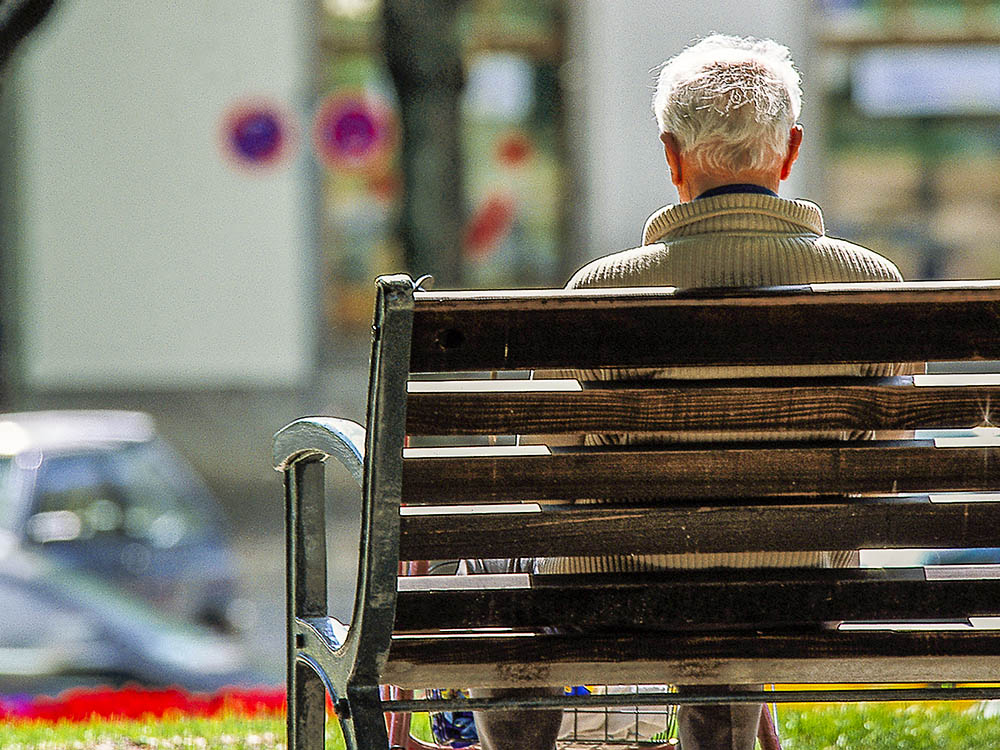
780 124 803 181
661 132 683 187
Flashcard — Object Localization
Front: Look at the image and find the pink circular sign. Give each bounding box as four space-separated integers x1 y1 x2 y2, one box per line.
313 91 396 172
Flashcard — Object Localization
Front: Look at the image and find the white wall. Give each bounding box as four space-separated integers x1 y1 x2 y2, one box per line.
566 0 820 267
7 0 316 389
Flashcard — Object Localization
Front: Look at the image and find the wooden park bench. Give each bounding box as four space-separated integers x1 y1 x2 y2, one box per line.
274 274 1000 750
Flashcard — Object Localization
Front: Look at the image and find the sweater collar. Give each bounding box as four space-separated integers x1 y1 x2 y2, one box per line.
696 183 779 200
642 193 825 246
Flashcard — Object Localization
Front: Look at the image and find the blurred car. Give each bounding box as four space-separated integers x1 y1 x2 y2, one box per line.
0 410 240 632
0 544 255 693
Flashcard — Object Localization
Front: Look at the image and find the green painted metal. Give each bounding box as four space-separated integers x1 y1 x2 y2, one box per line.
276 275 415 750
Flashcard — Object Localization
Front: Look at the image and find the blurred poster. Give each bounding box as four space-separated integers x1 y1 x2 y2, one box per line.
319 0 567 332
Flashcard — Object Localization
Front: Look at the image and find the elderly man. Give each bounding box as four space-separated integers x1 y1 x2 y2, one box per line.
470 34 905 750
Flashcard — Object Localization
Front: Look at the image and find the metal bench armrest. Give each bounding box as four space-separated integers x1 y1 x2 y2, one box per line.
273 416 366 485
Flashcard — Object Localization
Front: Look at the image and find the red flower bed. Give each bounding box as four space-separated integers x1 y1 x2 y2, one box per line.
0 685 287 723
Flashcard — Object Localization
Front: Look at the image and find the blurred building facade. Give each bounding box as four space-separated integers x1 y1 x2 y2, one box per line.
0 0 998 528
0 0 317 393
817 1 1000 280
315 0 822 332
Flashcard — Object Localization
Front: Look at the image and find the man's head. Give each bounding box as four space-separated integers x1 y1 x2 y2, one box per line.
652 34 803 199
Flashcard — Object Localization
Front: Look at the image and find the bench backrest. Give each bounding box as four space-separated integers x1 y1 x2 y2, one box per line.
281 275 1000 697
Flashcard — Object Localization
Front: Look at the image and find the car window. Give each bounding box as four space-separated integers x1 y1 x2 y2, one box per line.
29 453 119 543
29 443 215 548
107 441 216 547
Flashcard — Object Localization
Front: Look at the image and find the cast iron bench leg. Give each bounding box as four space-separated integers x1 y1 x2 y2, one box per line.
288 660 327 750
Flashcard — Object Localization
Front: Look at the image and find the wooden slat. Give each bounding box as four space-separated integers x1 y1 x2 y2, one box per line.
410 284 1000 372
392 570 1000 631
385 630 1000 689
401 442 1000 503
406 380 1000 435
398 498 1000 560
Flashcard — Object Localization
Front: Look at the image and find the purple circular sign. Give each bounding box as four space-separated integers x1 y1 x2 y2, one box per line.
221 101 295 170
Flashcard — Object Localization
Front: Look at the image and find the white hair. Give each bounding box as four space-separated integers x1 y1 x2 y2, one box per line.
652 34 802 175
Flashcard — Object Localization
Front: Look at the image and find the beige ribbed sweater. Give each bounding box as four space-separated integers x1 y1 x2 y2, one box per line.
537 193 905 574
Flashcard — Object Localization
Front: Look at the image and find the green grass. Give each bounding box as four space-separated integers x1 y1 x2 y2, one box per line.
778 702 1000 750
5 704 1000 749
0 715 290 750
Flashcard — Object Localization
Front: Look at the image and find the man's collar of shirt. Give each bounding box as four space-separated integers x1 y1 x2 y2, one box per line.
641 192 825 246
696 183 779 200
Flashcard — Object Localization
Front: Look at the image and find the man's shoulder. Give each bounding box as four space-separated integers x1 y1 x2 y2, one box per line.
813 234 904 281
566 244 670 290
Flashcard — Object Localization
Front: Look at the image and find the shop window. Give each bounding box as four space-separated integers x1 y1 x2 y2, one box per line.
817 0 1000 279
319 0 568 332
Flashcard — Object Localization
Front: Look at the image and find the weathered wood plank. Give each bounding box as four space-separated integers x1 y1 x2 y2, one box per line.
411 285 1000 372
384 630 1000 689
401 442 1000 503
406 380 1000 435
414 281 1000 308
392 570 1000 631
398 498 1000 560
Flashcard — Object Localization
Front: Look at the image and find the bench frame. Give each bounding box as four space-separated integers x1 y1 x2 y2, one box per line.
275 274 1000 750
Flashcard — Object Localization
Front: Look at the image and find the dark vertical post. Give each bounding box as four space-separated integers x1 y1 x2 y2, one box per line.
0 0 58 68
381 0 466 287
0 0 59 408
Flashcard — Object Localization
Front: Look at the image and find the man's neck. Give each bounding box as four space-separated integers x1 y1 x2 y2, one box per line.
679 171 781 202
